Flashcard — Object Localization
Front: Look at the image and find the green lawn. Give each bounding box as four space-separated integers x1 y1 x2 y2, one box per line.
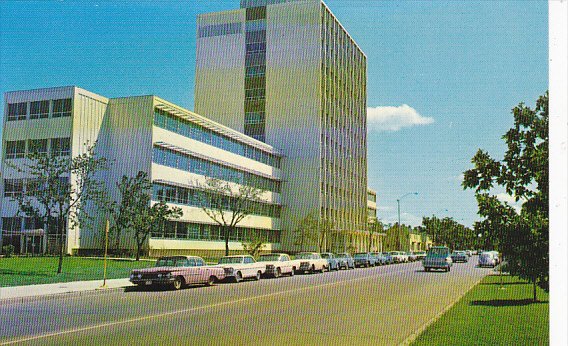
412 274 549 346
0 256 156 287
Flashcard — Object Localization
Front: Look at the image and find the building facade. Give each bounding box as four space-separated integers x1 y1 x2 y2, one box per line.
195 0 368 251
1 87 283 256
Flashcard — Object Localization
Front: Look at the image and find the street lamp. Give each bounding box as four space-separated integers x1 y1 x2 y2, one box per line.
397 192 418 250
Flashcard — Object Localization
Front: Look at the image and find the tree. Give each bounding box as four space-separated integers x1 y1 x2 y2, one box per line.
463 92 548 301
241 232 267 258
9 143 109 273
197 177 265 256
293 213 320 252
132 201 182 261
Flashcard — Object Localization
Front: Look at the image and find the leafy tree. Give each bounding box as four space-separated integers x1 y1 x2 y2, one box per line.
197 177 265 256
293 213 320 252
463 92 548 301
367 219 384 252
8 143 109 273
241 233 267 258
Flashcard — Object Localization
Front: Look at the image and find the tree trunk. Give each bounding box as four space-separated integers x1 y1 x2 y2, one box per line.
57 217 64 274
224 226 230 256
135 232 141 261
533 280 537 302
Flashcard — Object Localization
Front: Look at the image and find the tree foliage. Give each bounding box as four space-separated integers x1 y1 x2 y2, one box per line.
463 92 548 301
197 177 265 256
8 143 109 273
422 216 478 250
293 212 336 252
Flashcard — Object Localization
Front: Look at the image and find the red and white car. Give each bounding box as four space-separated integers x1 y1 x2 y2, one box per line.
129 256 226 290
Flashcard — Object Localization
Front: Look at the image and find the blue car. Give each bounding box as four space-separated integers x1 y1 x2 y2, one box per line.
370 252 386 265
353 252 378 267
320 252 340 271
336 253 355 270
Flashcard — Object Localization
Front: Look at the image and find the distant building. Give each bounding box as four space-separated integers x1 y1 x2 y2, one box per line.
1 86 282 256
195 0 368 251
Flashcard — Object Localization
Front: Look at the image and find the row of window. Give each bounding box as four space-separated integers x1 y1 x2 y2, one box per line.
245 10 267 143
152 182 281 218
245 112 265 125
198 22 242 38
1 217 45 232
3 177 69 198
152 146 280 193
6 99 72 121
150 220 280 243
4 138 71 159
153 109 280 168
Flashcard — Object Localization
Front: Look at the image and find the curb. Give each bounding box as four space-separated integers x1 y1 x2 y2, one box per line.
0 285 130 304
398 273 488 346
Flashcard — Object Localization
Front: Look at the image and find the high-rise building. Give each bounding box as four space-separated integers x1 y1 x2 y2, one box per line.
195 0 368 251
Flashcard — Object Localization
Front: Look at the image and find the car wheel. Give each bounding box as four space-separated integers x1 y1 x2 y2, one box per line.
206 275 216 286
275 268 281 278
234 271 243 283
254 271 262 281
365 262 370 268
172 276 184 290
290 268 295 276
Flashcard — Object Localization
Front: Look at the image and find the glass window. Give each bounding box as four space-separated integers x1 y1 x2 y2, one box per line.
52 99 72 118
7 102 27 121
29 100 50 119
26 178 44 197
4 179 24 197
51 137 71 156
188 224 200 239
28 139 48 156
164 221 176 238
5 140 26 159
245 20 266 32
2 217 22 232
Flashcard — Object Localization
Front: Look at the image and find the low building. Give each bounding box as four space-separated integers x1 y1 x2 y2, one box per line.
1 86 283 257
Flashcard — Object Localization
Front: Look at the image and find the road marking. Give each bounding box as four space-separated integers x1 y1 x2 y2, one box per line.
1 267 410 345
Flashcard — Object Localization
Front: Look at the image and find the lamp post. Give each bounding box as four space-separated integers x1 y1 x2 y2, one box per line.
397 192 418 250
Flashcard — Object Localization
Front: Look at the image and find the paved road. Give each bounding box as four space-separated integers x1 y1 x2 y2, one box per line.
0 258 491 345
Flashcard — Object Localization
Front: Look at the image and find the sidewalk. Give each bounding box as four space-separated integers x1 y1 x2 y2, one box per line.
0 278 134 301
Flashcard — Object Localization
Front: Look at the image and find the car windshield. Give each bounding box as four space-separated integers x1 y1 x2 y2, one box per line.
337 253 347 257
416 251 426 255
218 257 244 264
428 248 449 257
258 254 281 262
155 257 185 267
353 253 367 258
295 253 314 259
320 253 332 258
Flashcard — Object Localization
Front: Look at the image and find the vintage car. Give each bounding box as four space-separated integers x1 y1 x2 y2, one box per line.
390 251 408 263
423 246 453 272
293 252 328 273
413 251 427 261
406 252 418 262
451 251 468 263
370 252 386 265
478 251 497 267
320 252 340 271
353 252 378 267
129 256 226 290
336 253 355 269
257 253 295 278
381 252 394 264
215 255 266 282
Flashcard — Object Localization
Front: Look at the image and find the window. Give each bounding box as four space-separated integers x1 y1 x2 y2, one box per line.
5 140 26 159
26 178 44 197
28 139 48 156
29 100 50 119
198 22 242 38
51 137 71 156
188 224 200 239
2 217 22 232
4 179 24 197
7 103 27 121
52 99 72 118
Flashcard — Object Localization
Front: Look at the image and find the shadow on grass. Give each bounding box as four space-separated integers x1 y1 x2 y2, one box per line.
0 269 53 277
480 281 527 286
470 299 548 306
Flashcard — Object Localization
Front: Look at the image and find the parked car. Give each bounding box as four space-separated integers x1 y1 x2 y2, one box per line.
257 253 295 278
406 252 418 262
129 256 225 290
320 252 340 271
336 253 355 269
465 250 472 257
478 251 497 267
488 251 501 264
370 252 386 265
353 252 377 267
390 251 407 263
381 252 394 264
413 251 427 261
423 246 453 272
294 252 328 273
215 255 266 282
451 251 468 263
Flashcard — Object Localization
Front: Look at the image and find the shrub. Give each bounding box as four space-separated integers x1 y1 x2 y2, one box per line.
2 245 15 258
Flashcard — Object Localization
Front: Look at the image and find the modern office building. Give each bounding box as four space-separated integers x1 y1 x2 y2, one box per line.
195 0 368 251
1 86 283 256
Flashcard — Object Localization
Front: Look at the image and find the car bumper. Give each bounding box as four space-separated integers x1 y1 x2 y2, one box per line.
130 277 175 286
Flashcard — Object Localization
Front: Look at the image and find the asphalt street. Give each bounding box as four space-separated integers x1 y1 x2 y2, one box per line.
0 258 491 345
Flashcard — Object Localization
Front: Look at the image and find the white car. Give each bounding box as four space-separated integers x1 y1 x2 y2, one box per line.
215 255 266 282
390 251 408 263
293 252 328 273
257 253 295 278
478 252 497 267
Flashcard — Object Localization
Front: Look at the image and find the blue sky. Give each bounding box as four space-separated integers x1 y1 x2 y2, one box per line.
0 0 548 228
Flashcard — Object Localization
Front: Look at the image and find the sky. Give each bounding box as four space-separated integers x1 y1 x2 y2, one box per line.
0 0 549 228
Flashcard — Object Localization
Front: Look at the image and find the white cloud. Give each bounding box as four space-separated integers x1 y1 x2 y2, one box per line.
495 193 524 214
367 104 434 132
